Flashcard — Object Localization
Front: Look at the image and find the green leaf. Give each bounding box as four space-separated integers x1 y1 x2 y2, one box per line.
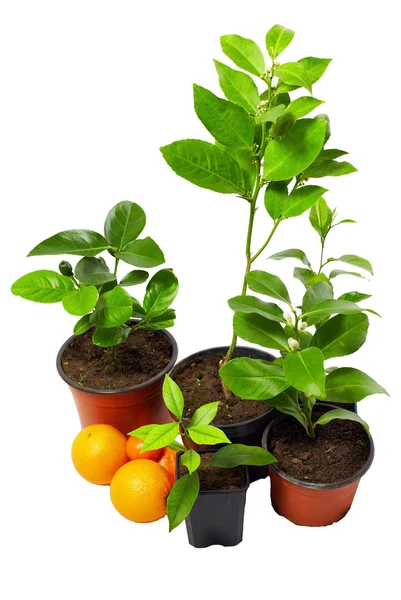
338 291 372 303
62 285 98 316
275 62 312 94
302 299 362 321
329 270 367 280
143 269 178 316
330 254 373 275
144 309 176 330
214 60 260 113
315 149 348 162
267 388 307 427
255 105 286 124
28 230 110 257
294 268 331 289
167 472 199 532
247 270 291 304
269 112 296 137
304 160 357 178
264 181 288 219
309 197 333 236
311 313 369 359
90 285 133 327
298 57 332 84
314 408 369 433
209 444 277 468
168 441 187 452
228 295 285 323
234 312 289 351
335 219 357 225
193 85 254 150
285 96 324 119
160 139 245 195
283 347 326 398
302 281 333 313
115 236 165 268
325 367 389 404
283 185 327 217
263 119 326 181
265 24 295 59
188 425 231 446
316 114 331 143
11 270 74 303
215 142 256 192
181 449 201 474
189 402 220 427
269 248 311 267
219 357 289 400
75 257 116 286
73 314 93 335
92 324 130 347
104 201 146 251
119 270 149 287
162 374 184 419
141 422 180 452
221 34 265 76
127 424 159 439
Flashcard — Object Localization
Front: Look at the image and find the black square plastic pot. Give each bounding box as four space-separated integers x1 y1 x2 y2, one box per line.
176 451 250 548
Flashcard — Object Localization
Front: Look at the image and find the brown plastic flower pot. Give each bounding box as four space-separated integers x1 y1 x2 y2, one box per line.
56 329 178 436
261 406 374 527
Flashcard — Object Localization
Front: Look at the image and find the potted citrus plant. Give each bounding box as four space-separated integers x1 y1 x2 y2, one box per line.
11 201 179 434
160 24 357 470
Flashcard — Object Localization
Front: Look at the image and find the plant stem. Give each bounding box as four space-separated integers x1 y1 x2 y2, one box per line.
317 237 325 274
251 218 282 264
302 396 316 439
110 345 117 363
114 257 120 276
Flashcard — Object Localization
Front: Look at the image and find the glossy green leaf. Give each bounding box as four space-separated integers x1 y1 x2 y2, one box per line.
11 270 74 303
90 285 133 327
119 270 149 287
325 367 389 404
283 347 326 398
269 248 311 267
28 230 109 257
234 312 289 351
219 357 289 400
264 181 288 219
193 85 254 149
228 295 285 323
188 425 231 446
104 201 146 251
168 441 187 452
265 24 295 59
189 402 220 427
143 269 178 316
214 60 260 113
302 299 362 321
215 142 256 192
298 57 332 84
162 374 184 419
285 96 324 119
275 62 312 94
144 309 176 330
270 112 296 137
181 449 201 474
115 236 165 268
141 422 180 452
221 34 265 76
329 270 367 280
338 291 371 303
160 139 245 194
302 281 334 313
314 408 369 433
330 254 373 275
75 257 116 286
73 314 92 335
167 472 199 532
283 185 327 217
305 160 357 178
62 285 98 316
247 270 291 304
310 313 369 359
309 197 333 236
210 444 277 468
92 324 131 347
335 219 357 226
255 105 286 124
128 424 159 439
263 119 326 181
315 149 348 162
266 388 308 427
294 268 330 288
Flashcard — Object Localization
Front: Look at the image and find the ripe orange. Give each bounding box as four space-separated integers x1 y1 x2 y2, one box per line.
110 459 173 523
71 424 128 485
126 435 161 462
157 447 178 485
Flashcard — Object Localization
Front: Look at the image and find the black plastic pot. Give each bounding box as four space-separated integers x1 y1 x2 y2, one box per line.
170 346 276 482
176 450 250 548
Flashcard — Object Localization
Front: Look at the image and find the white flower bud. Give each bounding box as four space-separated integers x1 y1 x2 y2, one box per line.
283 311 293 325
288 338 299 351
274 60 281 67
299 321 308 331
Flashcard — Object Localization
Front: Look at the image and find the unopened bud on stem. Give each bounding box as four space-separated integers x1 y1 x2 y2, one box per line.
299 321 308 331
283 311 293 325
288 338 299 351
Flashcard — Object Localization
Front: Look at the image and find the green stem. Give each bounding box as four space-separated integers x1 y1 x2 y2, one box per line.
114 257 120 277
302 396 316 439
251 218 282 264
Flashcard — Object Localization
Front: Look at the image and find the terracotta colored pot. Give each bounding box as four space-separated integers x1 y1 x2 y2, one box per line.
170 346 276 482
57 329 178 436
262 406 374 527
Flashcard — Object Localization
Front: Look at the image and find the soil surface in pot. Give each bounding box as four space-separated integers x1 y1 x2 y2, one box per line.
62 328 172 390
172 350 271 425
179 453 247 491
268 412 370 484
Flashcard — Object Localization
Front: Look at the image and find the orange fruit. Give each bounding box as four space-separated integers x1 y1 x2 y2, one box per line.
126 435 161 462
110 459 172 523
157 447 178 485
71 424 128 485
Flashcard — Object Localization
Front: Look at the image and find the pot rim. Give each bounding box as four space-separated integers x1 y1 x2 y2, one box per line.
56 326 178 396
176 449 250 494
170 345 276 429
261 402 375 491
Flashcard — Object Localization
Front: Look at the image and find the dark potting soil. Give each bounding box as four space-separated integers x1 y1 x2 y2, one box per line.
172 350 271 425
179 452 247 491
268 412 371 485
62 328 172 390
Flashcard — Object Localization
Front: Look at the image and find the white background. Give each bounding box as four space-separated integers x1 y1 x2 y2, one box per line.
1 1 399 598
